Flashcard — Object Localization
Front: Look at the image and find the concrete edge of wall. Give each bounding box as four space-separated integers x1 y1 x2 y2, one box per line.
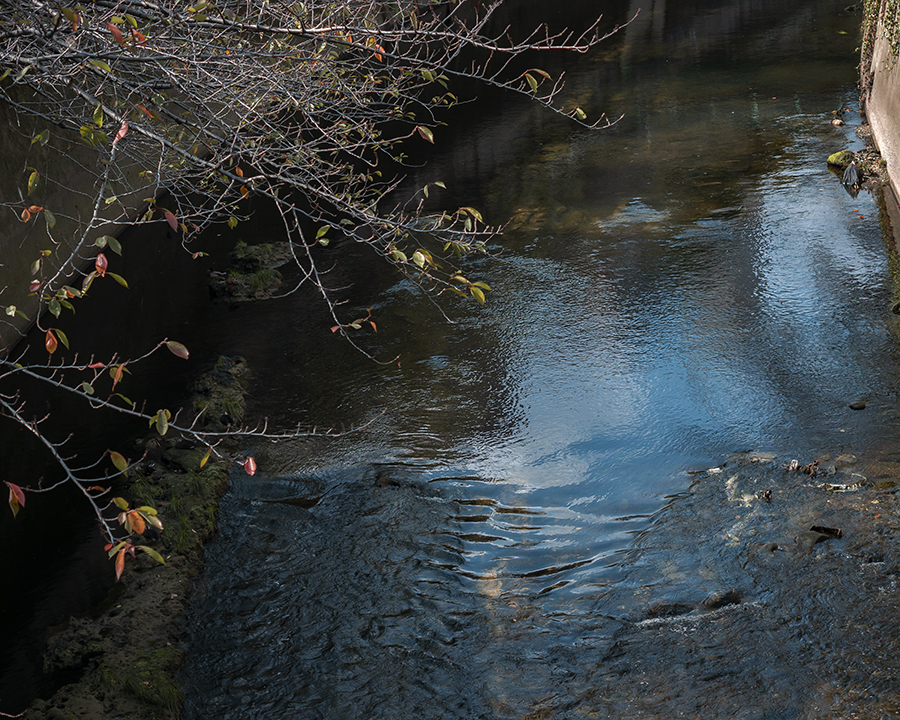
866 20 900 215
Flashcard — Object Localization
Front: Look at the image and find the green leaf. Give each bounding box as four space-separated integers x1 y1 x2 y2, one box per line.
44 208 56 229
32 129 49 146
421 69 434 82
49 298 60 318
107 540 128 558
54 328 69 349
13 66 30 82
136 545 166 565
472 281 492 291
114 393 133 407
155 410 168 436
88 60 112 73
108 272 128 288
96 235 122 255
411 251 426 268
79 381 95 395
227 216 238 229
110 453 128 473
390 249 407 262
434 181 446 189
525 73 538 92
461 206 484 223
575 107 587 120
27 170 38 195
93 104 103 128
416 126 434 144
470 286 486 305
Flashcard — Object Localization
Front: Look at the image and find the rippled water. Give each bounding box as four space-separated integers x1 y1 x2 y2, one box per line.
180 1 900 717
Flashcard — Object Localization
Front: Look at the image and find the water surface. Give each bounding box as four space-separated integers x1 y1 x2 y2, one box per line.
180 2 900 717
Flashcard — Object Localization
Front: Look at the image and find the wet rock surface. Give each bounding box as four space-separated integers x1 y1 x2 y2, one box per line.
208 241 293 302
548 451 900 719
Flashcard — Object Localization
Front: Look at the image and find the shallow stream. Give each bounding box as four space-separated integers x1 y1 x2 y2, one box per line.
176 1 900 718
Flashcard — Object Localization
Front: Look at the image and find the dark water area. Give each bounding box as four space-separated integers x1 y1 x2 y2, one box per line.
176 1 900 718
5 0 900 717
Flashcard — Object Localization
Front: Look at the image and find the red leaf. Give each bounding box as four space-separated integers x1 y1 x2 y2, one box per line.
107 22 124 46
165 340 190 359
45 329 58 354
135 103 153 119
114 548 126 580
244 456 257 476
113 121 128 145
164 210 178 231
111 363 125 390
330 325 341 333
28 280 41 293
7 482 25 507
88 362 105 369
95 252 108 277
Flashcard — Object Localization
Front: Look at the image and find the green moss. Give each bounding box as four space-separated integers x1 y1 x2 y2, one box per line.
100 646 185 716
827 150 855 167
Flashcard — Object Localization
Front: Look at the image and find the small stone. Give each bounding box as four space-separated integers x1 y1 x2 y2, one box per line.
849 399 867 410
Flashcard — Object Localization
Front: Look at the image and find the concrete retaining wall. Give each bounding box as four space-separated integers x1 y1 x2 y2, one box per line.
865 14 900 203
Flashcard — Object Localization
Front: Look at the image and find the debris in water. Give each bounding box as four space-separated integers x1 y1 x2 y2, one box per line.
809 525 843 539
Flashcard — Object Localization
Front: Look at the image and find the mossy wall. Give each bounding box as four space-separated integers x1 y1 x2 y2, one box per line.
862 0 900 203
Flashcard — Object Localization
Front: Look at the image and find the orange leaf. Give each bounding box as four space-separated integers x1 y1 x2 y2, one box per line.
95 252 108 277
6 482 25 518
235 166 244 178
113 121 128 145
115 548 126 580
131 29 147 45
107 22 124 46
164 210 178 231
135 103 154 119
240 186 250 198
244 456 257 476
127 510 146 534
28 205 43 213
45 329 58 354
369 320 377 332
20 208 31 223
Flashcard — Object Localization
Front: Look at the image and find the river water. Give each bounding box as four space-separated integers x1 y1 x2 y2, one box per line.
173 1 900 718
2 0 896 717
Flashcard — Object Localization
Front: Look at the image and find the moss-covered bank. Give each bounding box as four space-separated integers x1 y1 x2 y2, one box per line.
20 359 248 720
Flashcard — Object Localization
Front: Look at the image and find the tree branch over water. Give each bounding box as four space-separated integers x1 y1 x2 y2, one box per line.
0 0 623 573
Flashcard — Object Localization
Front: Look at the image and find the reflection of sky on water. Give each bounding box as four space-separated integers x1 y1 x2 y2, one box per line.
457 111 891 559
